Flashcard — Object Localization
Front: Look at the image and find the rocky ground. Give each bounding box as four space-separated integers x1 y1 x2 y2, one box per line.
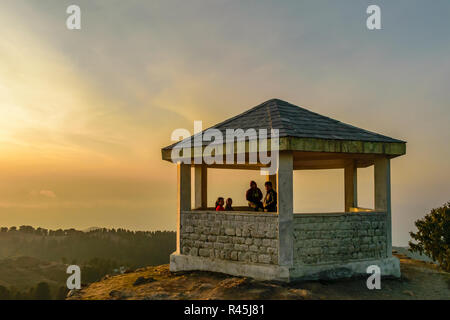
67 253 449 300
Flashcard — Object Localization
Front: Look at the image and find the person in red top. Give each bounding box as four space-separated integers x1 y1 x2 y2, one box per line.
215 197 225 211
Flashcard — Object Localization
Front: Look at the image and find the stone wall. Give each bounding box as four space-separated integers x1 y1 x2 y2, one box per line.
293 212 387 265
180 211 387 268
180 211 279 265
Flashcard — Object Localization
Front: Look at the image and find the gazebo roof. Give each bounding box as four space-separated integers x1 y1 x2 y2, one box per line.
162 99 406 165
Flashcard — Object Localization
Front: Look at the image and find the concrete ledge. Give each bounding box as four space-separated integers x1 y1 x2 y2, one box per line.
170 254 400 282
183 210 277 218
290 256 401 281
293 211 385 217
170 253 290 282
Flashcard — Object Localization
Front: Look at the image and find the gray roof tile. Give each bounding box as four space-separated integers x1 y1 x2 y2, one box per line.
163 99 404 149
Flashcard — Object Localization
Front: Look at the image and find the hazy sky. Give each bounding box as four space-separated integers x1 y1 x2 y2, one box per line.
0 1 449 246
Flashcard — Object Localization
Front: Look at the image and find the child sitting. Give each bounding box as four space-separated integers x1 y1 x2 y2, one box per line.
215 197 225 211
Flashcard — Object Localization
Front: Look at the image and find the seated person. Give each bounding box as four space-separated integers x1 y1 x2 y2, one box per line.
225 198 233 211
263 181 277 212
246 181 263 211
215 197 225 211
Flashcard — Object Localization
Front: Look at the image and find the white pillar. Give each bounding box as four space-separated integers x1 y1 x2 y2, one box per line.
194 165 207 209
177 163 191 254
277 151 293 267
344 161 358 212
374 158 391 257
266 174 277 191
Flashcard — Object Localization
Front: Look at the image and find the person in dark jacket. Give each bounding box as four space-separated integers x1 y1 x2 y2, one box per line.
263 181 277 212
225 198 233 211
246 181 263 211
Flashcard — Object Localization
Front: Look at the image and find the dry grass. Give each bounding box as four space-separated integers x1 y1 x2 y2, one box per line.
68 254 450 300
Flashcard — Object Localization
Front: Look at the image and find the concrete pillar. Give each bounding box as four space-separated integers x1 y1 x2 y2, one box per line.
177 163 191 254
344 161 358 212
277 151 293 267
194 165 207 209
374 158 391 258
266 174 277 191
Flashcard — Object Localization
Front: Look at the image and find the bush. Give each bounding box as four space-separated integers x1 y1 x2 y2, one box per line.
409 201 450 272
34 282 51 300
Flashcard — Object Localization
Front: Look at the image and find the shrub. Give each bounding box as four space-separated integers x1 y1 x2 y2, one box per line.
409 201 450 272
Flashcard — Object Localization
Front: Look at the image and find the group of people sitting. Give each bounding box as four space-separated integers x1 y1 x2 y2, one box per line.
215 180 277 212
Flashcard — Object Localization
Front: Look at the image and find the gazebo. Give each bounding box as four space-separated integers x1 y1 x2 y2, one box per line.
161 99 406 281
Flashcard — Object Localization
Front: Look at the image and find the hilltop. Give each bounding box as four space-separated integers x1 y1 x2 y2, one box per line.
67 253 449 300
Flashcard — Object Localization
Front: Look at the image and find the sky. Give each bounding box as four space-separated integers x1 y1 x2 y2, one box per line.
0 0 449 246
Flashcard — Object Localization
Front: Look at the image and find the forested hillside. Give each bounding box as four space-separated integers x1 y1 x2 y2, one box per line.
0 226 176 299
0 226 175 267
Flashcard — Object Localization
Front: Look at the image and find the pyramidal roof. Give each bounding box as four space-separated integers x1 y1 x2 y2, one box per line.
163 99 404 150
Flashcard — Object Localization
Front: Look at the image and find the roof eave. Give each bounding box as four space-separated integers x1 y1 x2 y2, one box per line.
161 136 406 162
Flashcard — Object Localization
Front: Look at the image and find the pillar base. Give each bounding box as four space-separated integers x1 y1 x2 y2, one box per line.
290 256 401 281
170 253 290 282
170 253 400 283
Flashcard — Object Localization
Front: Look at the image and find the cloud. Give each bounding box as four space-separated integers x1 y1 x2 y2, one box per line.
0 198 154 209
39 190 57 198
29 190 57 199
